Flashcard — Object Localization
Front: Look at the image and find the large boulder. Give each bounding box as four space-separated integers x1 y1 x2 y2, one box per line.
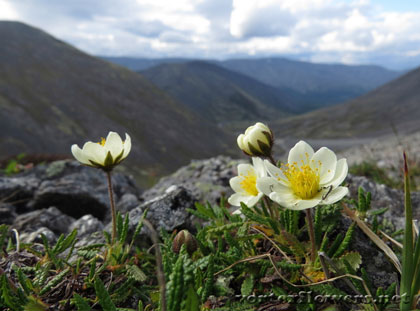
141 156 244 206
347 174 420 229
0 160 140 220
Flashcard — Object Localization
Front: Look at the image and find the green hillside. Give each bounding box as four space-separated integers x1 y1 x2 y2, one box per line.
141 61 300 125
271 66 420 138
0 21 233 185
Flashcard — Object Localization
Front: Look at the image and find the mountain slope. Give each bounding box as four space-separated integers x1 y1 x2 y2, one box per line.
100 56 192 71
219 58 402 111
104 56 402 113
141 61 298 124
0 21 232 184
270 66 420 138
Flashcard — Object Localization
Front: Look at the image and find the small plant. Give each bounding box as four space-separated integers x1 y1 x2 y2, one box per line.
2 153 26 176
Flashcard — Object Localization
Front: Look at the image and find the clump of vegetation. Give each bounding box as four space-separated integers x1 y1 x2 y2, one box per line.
349 161 400 188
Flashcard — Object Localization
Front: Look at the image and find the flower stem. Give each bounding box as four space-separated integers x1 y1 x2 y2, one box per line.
263 196 275 219
306 209 317 263
106 171 117 244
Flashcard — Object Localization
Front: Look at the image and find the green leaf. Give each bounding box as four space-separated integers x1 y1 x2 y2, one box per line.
241 275 254 297
23 296 48 311
40 268 70 295
119 213 129 244
368 207 388 216
73 294 91 311
183 285 200 311
127 265 147 282
333 222 356 258
400 153 414 311
1 274 24 311
334 251 362 271
52 229 77 255
94 277 117 311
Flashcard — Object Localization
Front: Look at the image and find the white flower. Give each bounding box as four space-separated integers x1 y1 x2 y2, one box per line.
71 131 131 171
257 141 348 210
237 122 273 157
228 157 267 208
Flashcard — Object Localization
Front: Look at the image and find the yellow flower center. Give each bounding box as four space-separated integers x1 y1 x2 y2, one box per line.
240 171 259 196
282 160 320 200
98 137 106 146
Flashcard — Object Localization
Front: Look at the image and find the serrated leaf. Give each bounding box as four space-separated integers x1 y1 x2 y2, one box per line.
127 265 147 282
52 229 77 255
73 294 91 311
23 296 48 311
94 278 117 311
241 275 254 297
333 252 362 271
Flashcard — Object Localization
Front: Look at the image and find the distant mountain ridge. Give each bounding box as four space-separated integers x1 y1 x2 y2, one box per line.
141 61 298 124
0 21 232 185
103 56 402 113
270 65 420 139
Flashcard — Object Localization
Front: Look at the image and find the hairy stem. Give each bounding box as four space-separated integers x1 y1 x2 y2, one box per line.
306 209 317 263
106 171 117 244
143 219 166 311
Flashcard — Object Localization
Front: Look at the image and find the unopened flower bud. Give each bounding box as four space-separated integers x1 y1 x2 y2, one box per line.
237 122 273 157
172 230 198 255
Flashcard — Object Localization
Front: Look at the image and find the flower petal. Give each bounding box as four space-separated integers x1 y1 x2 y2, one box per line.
71 144 91 165
252 157 266 178
228 193 249 207
122 133 131 159
320 186 349 205
284 197 322 210
237 134 250 154
269 192 296 206
246 193 263 207
104 132 124 159
264 160 288 186
237 163 255 177
256 176 276 196
229 176 245 193
327 159 348 188
288 141 314 166
310 147 337 184
82 142 107 165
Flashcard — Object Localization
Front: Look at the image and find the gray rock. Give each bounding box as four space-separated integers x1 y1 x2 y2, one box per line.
12 206 75 235
20 227 56 244
343 217 399 290
69 214 104 238
0 204 17 225
0 160 140 220
117 193 141 214
124 186 197 244
347 174 420 229
0 175 40 213
141 156 244 206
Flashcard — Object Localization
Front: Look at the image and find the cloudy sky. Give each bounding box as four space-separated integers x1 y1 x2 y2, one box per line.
1 0 420 69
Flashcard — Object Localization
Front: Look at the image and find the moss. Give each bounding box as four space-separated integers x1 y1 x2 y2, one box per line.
349 161 401 189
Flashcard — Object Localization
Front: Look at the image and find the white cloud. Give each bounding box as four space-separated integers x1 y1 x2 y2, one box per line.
0 0 18 19
2 0 420 69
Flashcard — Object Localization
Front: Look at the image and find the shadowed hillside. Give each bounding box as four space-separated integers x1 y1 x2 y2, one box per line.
271 66 420 139
219 58 402 111
141 61 297 124
0 21 233 185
